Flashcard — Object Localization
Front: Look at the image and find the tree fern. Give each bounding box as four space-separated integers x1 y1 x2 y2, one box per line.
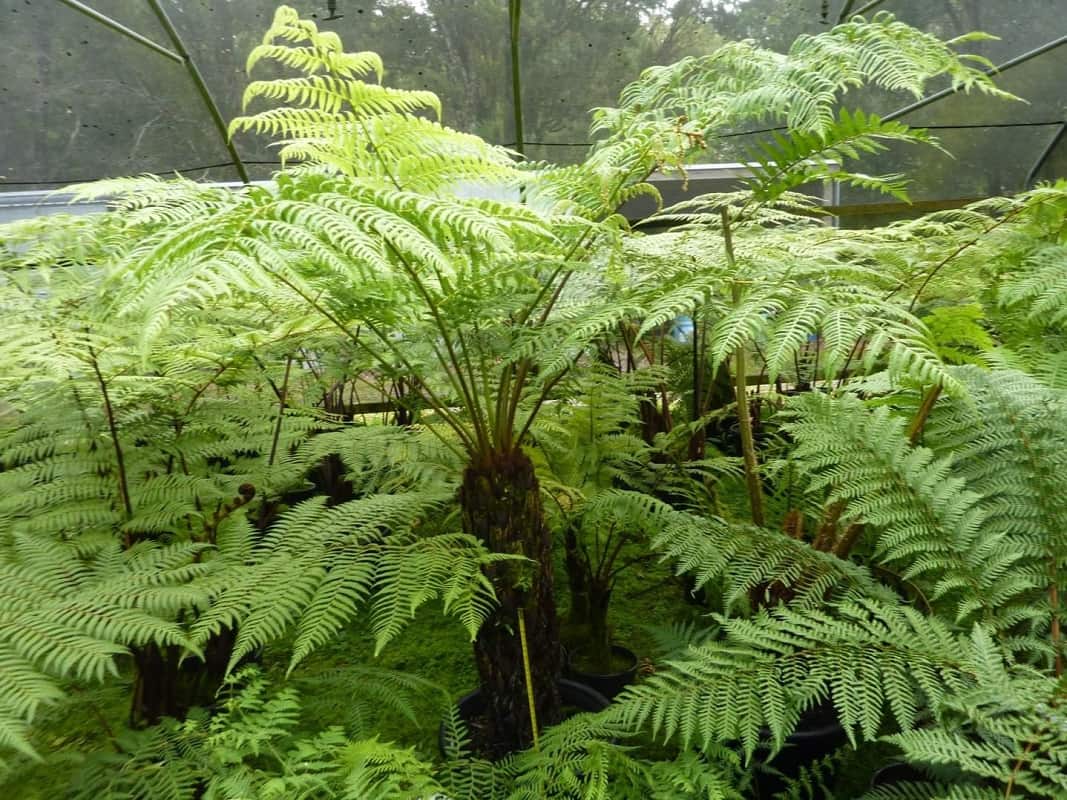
922 366 1067 664
865 665 1067 799
593 11 1010 196
191 492 510 673
71 667 446 800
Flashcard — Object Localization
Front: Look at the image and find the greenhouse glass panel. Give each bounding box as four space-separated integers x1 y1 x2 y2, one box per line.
0 0 240 187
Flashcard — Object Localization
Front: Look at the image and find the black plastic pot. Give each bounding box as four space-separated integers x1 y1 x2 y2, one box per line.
870 762 926 788
751 701 848 798
680 572 708 606
438 678 610 759
564 644 639 700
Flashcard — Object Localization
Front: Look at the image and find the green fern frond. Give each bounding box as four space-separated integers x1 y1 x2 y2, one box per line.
652 509 898 610
781 392 1042 630
616 599 988 759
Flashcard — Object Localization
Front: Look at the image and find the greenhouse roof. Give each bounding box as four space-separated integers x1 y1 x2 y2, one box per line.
1 0 1064 211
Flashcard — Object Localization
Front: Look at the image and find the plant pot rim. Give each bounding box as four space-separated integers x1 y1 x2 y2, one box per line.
439 678 610 760
759 698 844 742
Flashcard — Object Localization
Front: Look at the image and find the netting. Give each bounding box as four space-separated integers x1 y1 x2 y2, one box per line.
1 0 1063 208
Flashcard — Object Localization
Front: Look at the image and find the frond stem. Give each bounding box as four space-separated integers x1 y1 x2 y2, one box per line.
266 266 474 455
267 355 294 467
88 345 134 527
723 209 765 526
906 383 942 445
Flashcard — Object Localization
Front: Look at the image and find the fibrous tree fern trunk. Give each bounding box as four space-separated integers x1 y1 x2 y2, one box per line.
564 523 591 630
459 447 562 755
129 628 237 727
562 528 615 673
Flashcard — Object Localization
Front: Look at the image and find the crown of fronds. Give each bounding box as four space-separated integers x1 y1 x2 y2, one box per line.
780 390 1047 635
620 210 954 392
591 12 1011 197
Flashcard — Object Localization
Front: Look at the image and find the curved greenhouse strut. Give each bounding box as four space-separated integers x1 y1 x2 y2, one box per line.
1026 123 1067 188
53 0 250 184
883 32 1067 123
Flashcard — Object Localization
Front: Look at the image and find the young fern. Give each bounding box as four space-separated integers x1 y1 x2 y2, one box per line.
780 391 1044 633
0 536 208 758
615 599 996 759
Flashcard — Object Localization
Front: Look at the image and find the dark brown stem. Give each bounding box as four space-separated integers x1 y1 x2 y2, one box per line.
88 347 134 528
183 361 230 416
69 685 119 747
514 360 578 447
835 337 866 389
594 522 617 580
782 508 805 540
905 205 1028 313
267 356 294 467
250 353 284 401
832 522 864 558
598 524 629 583
564 523 590 628
813 501 845 552
906 383 943 445
267 267 473 454
833 383 942 558
1005 738 1038 799
500 164 657 449
608 552 657 581
1051 579 1062 678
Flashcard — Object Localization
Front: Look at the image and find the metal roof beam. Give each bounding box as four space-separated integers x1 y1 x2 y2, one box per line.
885 34 1067 122
55 0 182 63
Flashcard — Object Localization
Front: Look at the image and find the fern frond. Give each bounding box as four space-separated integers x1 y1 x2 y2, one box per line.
616 600 988 759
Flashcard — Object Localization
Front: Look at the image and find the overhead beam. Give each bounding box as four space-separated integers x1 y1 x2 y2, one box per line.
885 34 1067 123
55 0 182 63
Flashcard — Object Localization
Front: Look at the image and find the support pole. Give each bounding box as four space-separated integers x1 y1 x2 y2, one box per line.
147 0 250 183
508 0 525 157
1026 123 1067 187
